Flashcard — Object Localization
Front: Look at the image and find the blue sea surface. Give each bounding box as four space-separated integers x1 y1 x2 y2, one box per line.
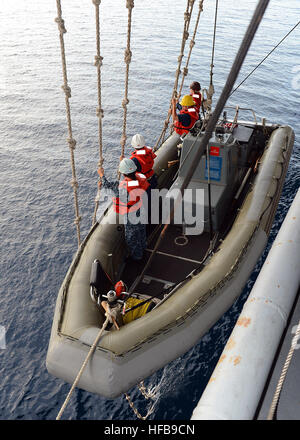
0 0 299 420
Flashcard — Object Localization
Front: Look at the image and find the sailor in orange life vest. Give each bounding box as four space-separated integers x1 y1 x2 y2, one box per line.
189 81 202 115
98 158 149 261
129 134 157 189
170 95 199 136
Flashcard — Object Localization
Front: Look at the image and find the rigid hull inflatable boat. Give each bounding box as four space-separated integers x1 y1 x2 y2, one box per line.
46 115 294 398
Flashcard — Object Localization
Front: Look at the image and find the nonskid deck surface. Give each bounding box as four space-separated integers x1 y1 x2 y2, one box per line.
121 225 211 298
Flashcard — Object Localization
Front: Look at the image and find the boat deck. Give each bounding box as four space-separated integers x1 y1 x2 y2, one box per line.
121 225 211 298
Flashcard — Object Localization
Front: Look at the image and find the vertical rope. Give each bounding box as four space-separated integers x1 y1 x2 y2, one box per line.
55 0 81 247
178 0 204 99
119 0 134 177
92 0 105 225
207 0 219 102
267 320 300 420
154 0 195 150
172 0 195 100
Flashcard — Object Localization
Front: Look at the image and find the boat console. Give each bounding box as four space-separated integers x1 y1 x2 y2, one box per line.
167 124 257 233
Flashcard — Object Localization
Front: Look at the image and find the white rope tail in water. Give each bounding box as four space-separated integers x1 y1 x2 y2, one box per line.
124 391 155 420
124 380 160 420
56 316 109 420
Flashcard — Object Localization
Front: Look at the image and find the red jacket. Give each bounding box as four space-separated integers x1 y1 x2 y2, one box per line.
130 146 156 179
190 92 202 114
174 107 199 136
113 173 150 215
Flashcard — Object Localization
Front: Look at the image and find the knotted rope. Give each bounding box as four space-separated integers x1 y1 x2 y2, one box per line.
172 0 195 101
55 0 81 247
154 0 196 151
119 0 135 177
206 0 219 108
92 0 105 225
178 0 205 99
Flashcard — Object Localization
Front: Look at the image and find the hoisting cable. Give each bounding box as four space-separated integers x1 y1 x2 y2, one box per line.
154 0 196 151
267 318 300 420
119 0 135 177
56 316 110 420
55 0 81 247
205 1 219 241
206 0 219 112
178 0 205 99
130 0 270 294
92 0 105 225
230 20 300 97
210 0 218 91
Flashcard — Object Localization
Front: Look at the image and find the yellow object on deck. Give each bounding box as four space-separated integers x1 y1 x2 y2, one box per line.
122 297 152 325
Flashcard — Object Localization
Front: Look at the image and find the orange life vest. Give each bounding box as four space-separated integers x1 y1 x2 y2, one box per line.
191 92 202 113
130 146 156 179
174 107 199 136
113 173 150 215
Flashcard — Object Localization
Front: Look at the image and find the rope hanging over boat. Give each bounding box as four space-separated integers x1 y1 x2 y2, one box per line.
100 301 158 420
154 0 197 150
56 316 110 420
267 319 300 420
56 297 157 419
92 0 135 222
92 0 105 225
209 0 218 94
203 0 218 113
119 0 135 176
172 0 196 101
55 0 81 247
178 0 204 99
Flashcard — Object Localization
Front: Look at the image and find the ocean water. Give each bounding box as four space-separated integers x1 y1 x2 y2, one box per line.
0 0 299 421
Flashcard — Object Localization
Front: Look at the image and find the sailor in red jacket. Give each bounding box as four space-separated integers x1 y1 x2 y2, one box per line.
98 159 149 261
171 95 199 136
130 134 157 189
189 81 202 115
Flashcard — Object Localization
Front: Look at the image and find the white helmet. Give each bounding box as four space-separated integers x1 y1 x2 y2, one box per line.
131 134 145 149
119 158 137 174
